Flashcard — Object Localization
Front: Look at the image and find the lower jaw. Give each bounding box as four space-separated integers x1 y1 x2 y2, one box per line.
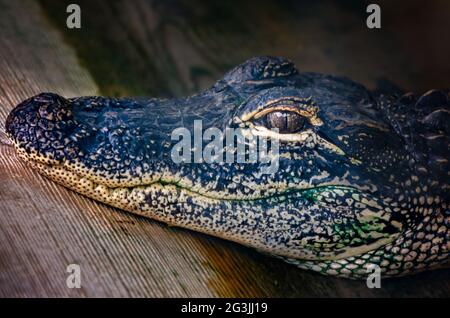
16 150 399 263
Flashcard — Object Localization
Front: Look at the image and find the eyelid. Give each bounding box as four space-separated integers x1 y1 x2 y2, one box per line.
253 105 323 126
252 126 346 156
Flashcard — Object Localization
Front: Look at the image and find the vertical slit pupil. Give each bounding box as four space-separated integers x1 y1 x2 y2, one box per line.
265 111 304 133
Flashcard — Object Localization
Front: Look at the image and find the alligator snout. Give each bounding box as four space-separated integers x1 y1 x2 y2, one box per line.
6 93 76 164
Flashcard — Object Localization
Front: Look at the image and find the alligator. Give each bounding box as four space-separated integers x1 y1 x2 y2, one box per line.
5 56 449 279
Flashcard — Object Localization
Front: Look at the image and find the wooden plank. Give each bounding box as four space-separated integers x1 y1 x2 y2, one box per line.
0 0 448 298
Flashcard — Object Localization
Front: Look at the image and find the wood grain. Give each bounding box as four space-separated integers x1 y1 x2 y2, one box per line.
0 0 448 297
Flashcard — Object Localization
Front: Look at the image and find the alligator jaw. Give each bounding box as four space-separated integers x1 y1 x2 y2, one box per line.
11 136 404 265
5 56 449 278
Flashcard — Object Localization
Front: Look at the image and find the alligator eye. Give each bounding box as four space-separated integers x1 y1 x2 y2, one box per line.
264 111 306 133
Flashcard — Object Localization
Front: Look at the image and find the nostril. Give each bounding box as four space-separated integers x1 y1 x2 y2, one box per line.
5 92 76 162
6 92 66 133
38 104 54 121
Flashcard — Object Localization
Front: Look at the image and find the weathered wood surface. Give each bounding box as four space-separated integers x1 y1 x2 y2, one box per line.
0 0 449 297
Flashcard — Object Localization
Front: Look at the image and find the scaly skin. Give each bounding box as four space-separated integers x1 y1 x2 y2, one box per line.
5 56 449 278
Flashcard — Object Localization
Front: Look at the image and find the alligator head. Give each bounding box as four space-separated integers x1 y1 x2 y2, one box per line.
5 56 449 278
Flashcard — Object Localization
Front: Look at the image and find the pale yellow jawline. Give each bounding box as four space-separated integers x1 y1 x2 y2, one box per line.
11 130 362 203
12 137 363 202
13 141 399 262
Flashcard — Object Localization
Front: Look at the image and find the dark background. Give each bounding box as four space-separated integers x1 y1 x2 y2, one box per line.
40 0 450 97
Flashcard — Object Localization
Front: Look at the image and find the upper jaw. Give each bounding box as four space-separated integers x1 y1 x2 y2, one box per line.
6 92 382 200
15 143 371 205
12 139 377 203
6 91 393 201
